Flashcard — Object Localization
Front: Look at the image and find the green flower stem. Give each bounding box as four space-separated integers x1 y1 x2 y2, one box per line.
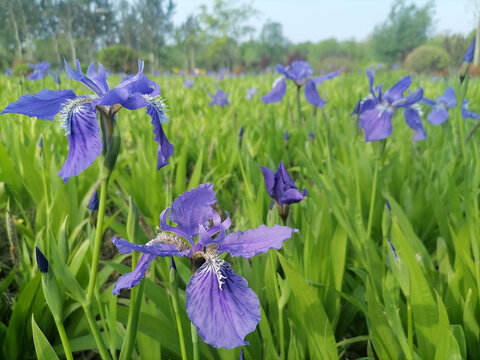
270 251 285 360
296 86 302 122
191 322 199 360
170 262 187 360
87 176 109 300
407 295 413 358
120 252 145 360
366 160 379 241
54 317 73 360
83 302 112 360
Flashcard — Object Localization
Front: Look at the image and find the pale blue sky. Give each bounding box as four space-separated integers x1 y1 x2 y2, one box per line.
172 0 476 42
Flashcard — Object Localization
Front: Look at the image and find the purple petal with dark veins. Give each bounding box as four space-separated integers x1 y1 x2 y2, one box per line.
146 102 174 169
218 224 298 258
360 107 394 141
186 260 260 349
57 103 102 182
2 89 77 121
87 62 110 93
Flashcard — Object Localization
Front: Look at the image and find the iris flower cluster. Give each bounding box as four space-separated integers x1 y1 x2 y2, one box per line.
422 87 479 124
111 183 297 349
261 60 340 107
353 70 424 141
2 60 173 182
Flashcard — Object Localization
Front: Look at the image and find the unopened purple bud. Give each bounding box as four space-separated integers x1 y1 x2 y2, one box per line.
36 246 49 273
464 38 475 63
238 126 244 140
170 256 176 271
239 348 245 360
308 131 314 140
38 137 43 149
385 200 391 211
284 131 289 141
88 190 99 211
387 239 398 259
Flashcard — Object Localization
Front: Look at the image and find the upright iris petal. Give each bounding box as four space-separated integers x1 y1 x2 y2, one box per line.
425 87 457 125
464 38 475 63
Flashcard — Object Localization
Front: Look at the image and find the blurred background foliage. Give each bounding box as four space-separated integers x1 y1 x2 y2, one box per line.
0 0 476 74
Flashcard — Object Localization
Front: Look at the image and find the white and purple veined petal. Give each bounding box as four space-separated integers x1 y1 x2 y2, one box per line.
57 98 103 182
461 99 479 120
304 79 327 108
185 257 260 349
217 224 298 258
261 78 287 104
2 89 77 121
143 95 174 169
404 106 426 140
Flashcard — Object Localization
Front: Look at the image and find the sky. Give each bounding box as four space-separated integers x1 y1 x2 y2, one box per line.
172 0 477 43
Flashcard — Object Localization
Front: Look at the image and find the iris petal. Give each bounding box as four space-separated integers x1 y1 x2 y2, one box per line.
304 80 326 108
218 224 298 258
360 107 394 141
2 89 77 121
427 107 449 125
57 102 102 182
261 79 287 104
404 107 426 140
112 253 156 295
186 260 260 349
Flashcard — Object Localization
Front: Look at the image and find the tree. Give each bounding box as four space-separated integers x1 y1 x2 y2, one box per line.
258 21 289 65
370 0 434 63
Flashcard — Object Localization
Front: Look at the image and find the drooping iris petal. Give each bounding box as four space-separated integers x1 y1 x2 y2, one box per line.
437 87 456 109
357 99 379 128
2 89 77 121
360 107 394 142
88 190 99 211
304 79 326 107
144 96 174 169
261 79 287 104
383 76 411 103
218 224 298 258
281 188 305 204
167 183 217 239
112 253 156 295
311 70 340 85
87 62 110 93
275 64 288 77
260 166 275 196
427 107 449 126
404 107 426 140
421 97 436 106
57 101 102 182
186 260 260 349
462 99 479 120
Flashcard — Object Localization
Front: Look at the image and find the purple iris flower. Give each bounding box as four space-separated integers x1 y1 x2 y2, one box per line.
308 131 315 140
422 87 457 125
5 68 12 76
284 131 289 141
2 59 173 182
261 60 340 107
354 70 424 141
245 88 258 100
461 99 479 120
27 61 50 81
260 161 307 212
184 79 194 89
464 38 475 63
111 184 297 349
209 89 229 106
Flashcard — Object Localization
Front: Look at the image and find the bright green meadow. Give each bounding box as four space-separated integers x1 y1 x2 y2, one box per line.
1 69 480 359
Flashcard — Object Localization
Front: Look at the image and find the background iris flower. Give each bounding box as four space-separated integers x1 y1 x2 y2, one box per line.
261 60 340 107
354 70 424 141
209 89 229 106
245 88 258 100
111 183 297 349
2 59 173 182
422 86 457 125
462 99 479 120
27 61 50 81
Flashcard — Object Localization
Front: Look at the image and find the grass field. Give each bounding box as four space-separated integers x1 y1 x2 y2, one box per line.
1 67 479 359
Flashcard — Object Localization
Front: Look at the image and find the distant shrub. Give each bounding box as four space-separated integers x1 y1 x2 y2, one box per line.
98 45 140 73
12 62 32 77
404 45 450 74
